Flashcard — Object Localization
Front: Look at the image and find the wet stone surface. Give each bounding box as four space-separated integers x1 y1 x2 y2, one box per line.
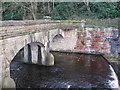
10 52 119 88
111 62 120 81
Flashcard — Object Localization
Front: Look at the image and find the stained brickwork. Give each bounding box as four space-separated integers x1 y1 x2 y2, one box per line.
75 27 119 54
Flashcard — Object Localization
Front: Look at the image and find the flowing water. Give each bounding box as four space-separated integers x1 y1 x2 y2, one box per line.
10 52 119 89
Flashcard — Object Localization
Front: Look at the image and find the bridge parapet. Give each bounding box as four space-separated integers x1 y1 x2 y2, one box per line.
0 20 80 27
0 20 80 40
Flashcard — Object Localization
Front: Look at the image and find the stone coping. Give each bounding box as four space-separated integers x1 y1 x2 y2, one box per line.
0 20 118 28
50 50 104 55
0 20 81 27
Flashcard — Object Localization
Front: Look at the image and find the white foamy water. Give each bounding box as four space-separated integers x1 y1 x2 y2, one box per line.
108 65 119 88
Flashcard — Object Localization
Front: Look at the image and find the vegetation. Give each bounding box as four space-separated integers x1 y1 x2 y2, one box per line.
1 2 119 26
104 53 120 61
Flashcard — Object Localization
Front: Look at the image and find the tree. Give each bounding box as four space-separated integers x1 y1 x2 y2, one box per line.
83 0 91 12
2 2 119 20
15 2 38 20
2 2 38 20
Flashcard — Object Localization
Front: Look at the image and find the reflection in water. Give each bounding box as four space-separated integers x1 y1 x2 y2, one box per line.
10 52 119 88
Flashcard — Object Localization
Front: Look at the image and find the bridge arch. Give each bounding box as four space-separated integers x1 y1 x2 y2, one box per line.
49 29 64 43
3 42 44 89
11 42 45 64
52 34 64 42
3 40 55 88
1 33 50 88
50 34 64 51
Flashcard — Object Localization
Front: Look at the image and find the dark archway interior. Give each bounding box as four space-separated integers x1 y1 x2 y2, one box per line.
11 42 44 63
10 42 45 87
52 34 64 42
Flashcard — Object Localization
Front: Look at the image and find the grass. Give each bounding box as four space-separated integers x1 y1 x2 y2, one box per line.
85 18 119 28
66 15 119 28
64 18 119 28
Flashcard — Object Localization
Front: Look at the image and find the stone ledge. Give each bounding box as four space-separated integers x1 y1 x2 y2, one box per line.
0 20 80 27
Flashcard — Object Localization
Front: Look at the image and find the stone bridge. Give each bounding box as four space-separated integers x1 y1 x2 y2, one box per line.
0 20 119 89
0 20 81 89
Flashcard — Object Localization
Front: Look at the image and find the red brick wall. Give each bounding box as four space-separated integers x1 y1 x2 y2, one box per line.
75 27 119 54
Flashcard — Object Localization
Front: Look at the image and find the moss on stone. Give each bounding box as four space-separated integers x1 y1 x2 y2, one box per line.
2 77 15 88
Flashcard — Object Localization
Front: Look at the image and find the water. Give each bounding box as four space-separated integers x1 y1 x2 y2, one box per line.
111 62 120 81
10 52 119 89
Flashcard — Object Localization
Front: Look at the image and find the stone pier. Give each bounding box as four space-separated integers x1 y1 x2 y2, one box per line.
23 43 54 66
23 45 30 63
30 43 39 64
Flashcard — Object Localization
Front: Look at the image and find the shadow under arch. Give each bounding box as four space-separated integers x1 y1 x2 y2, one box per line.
52 34 64 42
10 42 45 65
9 42 46 88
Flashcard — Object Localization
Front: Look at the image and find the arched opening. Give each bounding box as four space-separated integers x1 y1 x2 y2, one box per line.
10 42 45 88
10 42 44 64
52 34 64 42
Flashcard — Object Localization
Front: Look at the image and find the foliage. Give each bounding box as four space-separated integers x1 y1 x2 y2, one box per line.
90 2 119 19
2 2 23 20
1 2 119 20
